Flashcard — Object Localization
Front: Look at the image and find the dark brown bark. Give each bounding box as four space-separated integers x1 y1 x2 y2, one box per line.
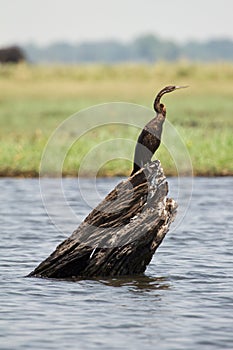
28 160 177 279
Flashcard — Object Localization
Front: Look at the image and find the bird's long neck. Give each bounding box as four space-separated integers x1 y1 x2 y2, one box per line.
145 110 165 138
156 112 166 133
153 90 168 114
154 104 166 120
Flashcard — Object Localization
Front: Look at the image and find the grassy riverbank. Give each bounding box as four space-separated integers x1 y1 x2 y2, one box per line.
0 62 232 177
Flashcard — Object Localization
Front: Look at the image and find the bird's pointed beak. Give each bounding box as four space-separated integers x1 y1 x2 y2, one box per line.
175 85 189 89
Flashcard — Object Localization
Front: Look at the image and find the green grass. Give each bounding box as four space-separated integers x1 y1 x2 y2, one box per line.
0 62 233 177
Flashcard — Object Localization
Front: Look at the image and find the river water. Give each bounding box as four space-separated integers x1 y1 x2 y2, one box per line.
0 177 233 350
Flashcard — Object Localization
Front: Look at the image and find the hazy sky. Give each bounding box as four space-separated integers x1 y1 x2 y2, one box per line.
1 0 232 46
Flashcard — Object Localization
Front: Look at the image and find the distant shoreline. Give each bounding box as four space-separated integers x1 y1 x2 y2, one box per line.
0 170 232 178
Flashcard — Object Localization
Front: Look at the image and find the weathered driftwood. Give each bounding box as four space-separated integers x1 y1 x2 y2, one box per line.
28 160 177 279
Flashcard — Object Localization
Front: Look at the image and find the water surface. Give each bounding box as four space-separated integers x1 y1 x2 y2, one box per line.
1 177 233 350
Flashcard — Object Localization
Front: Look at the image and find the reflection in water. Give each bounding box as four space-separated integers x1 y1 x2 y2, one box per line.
67 274 170 292
98 275 170 292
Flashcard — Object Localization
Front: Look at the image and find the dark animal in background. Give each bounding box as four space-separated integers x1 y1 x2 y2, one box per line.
131 85 187 176
0 46 25 64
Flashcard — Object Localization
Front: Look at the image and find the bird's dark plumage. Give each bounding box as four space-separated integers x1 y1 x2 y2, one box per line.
131 85 187 176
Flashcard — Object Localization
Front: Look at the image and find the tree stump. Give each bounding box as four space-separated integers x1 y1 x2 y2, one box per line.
28 160 177 279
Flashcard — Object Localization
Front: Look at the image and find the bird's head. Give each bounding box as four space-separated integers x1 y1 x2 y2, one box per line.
154 85 188 114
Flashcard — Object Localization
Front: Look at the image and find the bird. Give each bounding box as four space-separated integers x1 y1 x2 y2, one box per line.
131 85 188 176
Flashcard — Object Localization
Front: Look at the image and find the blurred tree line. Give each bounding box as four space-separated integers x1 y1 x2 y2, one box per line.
2 34 233 63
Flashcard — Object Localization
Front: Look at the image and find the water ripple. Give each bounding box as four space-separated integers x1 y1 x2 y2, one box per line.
0 177 233 350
